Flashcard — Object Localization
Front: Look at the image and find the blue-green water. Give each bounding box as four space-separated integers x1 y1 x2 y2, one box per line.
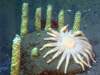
0 0 100 75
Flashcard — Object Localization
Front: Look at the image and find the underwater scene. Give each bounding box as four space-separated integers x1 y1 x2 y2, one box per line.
0 0 100 75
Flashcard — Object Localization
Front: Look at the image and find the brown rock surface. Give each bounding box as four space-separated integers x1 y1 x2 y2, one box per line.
19 30 85 75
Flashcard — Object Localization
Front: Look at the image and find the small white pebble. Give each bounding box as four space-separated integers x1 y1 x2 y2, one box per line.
88 8 91 11
85 24 87 27
67 10 72 12
87 71 90 73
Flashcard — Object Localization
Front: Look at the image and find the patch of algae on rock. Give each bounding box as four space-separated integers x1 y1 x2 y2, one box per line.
19 30 84 75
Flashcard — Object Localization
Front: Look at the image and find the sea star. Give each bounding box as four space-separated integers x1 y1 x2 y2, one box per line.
40 25 96 73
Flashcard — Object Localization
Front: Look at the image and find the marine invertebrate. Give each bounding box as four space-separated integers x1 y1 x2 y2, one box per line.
58 10 65 30
20 3 29 36
35 7 42 30
10 34 21 75
45 4 52 30
72 11 81 33
31 47 38 57
40 25 96 74
10 2 96 74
